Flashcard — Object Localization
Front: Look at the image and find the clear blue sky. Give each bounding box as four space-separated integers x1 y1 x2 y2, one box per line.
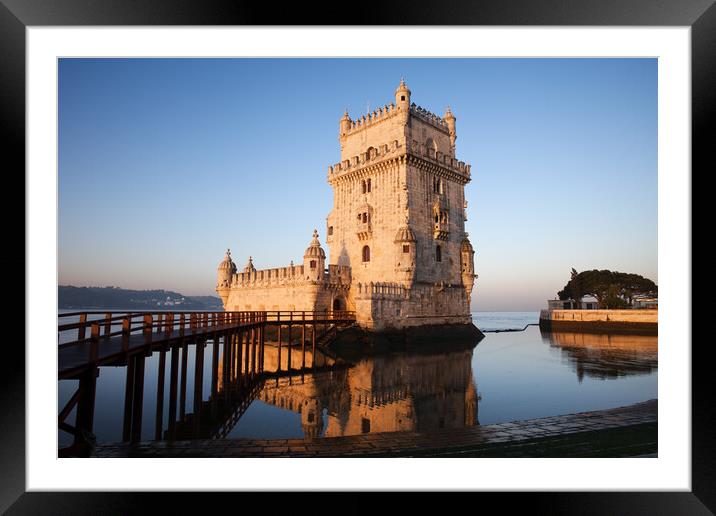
58 58 657 311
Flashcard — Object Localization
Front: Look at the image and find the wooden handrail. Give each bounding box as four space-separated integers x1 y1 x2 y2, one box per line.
59 309 356 348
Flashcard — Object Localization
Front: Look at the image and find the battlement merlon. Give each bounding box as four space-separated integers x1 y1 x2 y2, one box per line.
327 139 472 186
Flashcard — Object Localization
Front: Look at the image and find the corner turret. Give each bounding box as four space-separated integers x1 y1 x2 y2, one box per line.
303 229 326 282
444 106 456 155
394 218 417 284
460 235 476 309
395 77 411 109
395 78 411 126
216 249 237 308
339 110 351 150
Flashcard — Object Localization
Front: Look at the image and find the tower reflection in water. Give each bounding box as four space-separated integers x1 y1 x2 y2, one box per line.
539 329 658 382
249 345 480 439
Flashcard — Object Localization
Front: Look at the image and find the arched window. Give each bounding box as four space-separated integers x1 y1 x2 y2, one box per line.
328 225 333 236
436 245 442 262
362 245 371 262
361 180 367 194
366 178 372 192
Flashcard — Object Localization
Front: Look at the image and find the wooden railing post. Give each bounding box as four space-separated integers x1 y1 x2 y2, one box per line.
121 316 131 352
78 313 87 341
104 312 112 336
144 314 153 343
89 322 100 364
155 313 162 334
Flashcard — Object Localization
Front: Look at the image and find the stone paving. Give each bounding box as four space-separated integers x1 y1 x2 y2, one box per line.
93 399 657 458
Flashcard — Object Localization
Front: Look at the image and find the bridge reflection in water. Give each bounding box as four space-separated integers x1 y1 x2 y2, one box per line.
57 310 479 456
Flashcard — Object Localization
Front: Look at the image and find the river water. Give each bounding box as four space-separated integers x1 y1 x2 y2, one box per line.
57 311 657 447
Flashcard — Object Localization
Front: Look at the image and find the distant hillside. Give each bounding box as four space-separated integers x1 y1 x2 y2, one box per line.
58 285 223 310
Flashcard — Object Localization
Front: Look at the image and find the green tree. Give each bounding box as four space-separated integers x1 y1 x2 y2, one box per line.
557 269 657 308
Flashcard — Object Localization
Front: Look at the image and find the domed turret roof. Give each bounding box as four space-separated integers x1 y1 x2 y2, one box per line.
304 229 326 259
243 256 256 274
395 77 411 95
461 235 474 253
394 224 416 243
218 249 237 273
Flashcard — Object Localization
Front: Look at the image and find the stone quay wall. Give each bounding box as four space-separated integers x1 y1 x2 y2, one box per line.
539 309 658 334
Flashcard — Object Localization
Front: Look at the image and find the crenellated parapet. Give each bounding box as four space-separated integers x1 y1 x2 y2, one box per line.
409 102 450 132
327 138 471 184
328 139 403 181
343 103 400 136
228 262 351 290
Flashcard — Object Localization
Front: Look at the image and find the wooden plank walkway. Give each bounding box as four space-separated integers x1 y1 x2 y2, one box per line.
58 321 258 378
93 400 657 458
58 310 355 379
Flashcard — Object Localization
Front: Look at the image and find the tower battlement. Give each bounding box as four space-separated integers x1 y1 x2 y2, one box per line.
327 139 470 182
409 103 450 132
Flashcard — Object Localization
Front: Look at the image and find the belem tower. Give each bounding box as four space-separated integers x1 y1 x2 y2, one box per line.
216 80 477 332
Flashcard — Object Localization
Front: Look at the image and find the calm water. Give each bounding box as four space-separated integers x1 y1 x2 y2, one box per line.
58 311 657 447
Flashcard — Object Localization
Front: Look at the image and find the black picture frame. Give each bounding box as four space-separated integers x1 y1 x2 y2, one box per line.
3 0 708 512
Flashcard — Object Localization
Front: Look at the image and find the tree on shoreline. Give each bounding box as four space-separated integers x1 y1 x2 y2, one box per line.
557 269 657 309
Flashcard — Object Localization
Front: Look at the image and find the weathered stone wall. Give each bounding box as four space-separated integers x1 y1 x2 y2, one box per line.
539 309 658 334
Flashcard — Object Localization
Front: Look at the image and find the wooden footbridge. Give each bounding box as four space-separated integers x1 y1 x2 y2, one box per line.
58 310 355 454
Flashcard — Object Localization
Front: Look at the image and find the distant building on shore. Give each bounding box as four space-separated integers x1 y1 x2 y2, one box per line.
546 298 598 310
217 80 477 331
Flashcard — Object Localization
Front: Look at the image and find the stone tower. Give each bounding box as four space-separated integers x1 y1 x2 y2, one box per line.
326 80 476 330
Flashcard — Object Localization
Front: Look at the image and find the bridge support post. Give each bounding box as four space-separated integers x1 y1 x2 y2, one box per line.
193 339 205 434
211 336 220 398
244 329 250 378
277 323 282 372
167 343 180 439
259 325 265 373
312 323 316 369
179 341 188 421
251 328 257 376
154 348 166 440
74 366 98 447
130 354 146 443
301 322 306 370
287 323 292 373
122 355 135 442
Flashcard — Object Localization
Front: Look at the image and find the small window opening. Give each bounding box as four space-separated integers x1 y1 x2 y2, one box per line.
362 246 370 262
328 226 333 236
310 260 317 269
436 245 442 262
402 245 410 253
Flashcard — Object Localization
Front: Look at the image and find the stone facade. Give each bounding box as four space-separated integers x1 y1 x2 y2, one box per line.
217 80 477 331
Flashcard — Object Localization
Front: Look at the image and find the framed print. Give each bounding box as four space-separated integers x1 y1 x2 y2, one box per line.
3 0 710 512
